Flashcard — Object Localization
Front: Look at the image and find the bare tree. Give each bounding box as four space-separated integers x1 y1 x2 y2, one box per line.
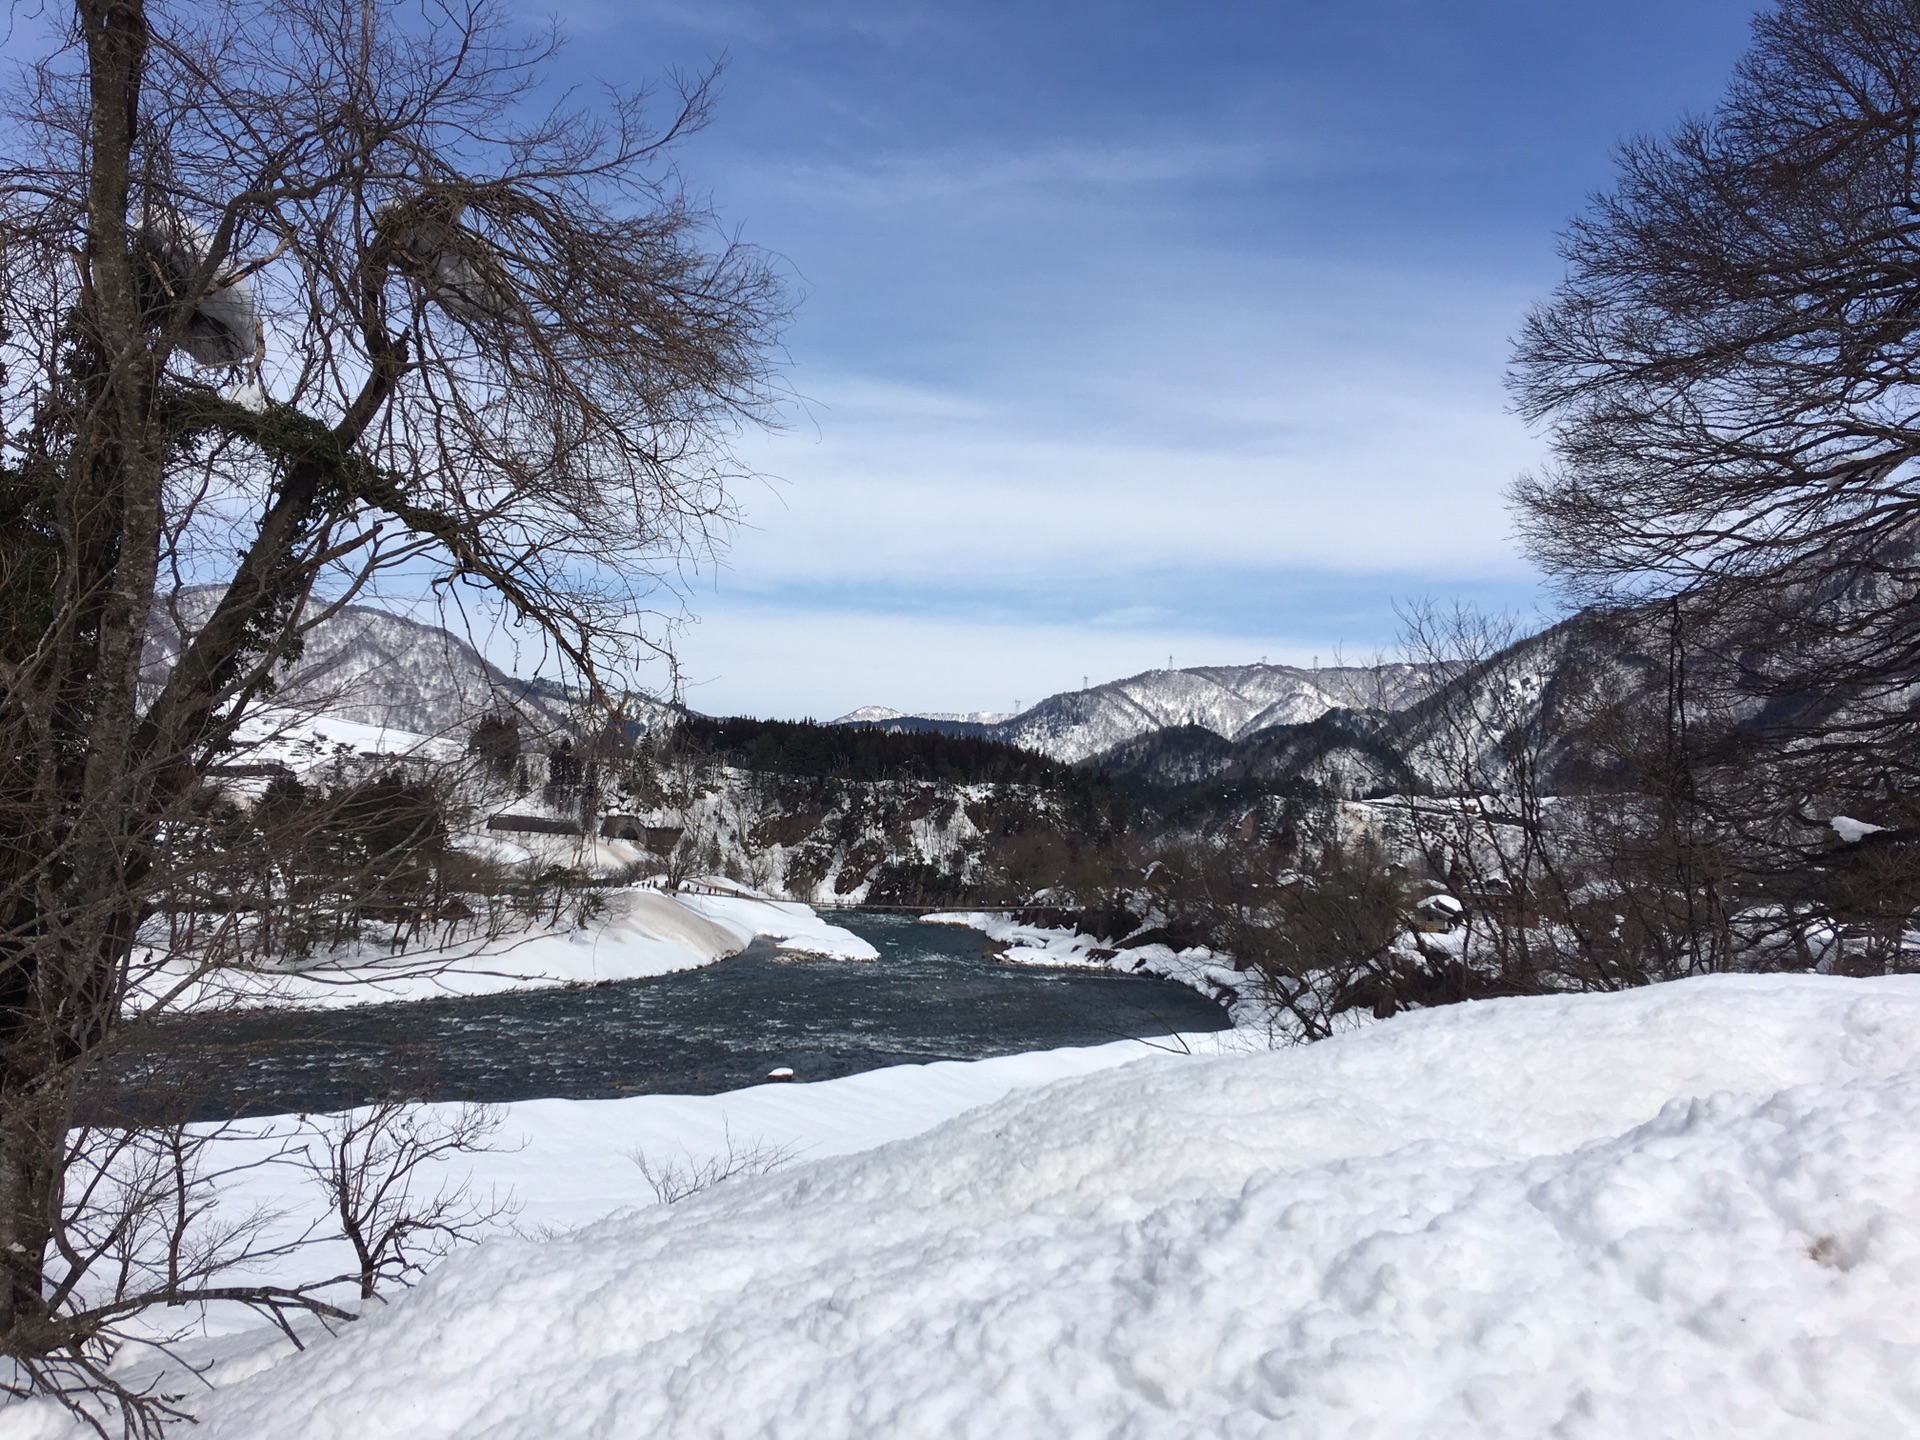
1236 840 1410 1042
1509 0 1920 844
295 1101 515 1300
0 0 783 1381
628 1123 795 1207
3 1100 515 1437
1391 603 1596 993
1387 601 1765 992
5 1116 347 1438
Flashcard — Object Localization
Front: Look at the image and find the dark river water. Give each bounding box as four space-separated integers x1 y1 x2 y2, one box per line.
101 911 1230 1121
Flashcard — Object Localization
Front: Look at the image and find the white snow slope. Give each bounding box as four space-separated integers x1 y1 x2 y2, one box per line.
927 909 1253 1016
109 974 1920 1437
139 884 877 1011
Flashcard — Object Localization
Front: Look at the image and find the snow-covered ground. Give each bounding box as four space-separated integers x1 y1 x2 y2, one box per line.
673 887 878 962
195 1038 1196 1295
14 973 1920 1437
138 883 877 1011
927 910 1254 1016
228 709 463 767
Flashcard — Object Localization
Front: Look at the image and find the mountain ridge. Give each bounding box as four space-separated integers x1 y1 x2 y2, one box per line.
834 661 1442 764
143 591 573 738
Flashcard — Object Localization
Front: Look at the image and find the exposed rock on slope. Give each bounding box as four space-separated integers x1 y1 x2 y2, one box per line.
144 591 572 737
839 662 1441 764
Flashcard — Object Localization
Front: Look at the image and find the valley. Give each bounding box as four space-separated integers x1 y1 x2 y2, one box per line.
12 3 1920 1434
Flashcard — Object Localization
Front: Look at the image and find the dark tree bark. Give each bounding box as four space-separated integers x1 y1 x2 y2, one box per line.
0 0 164 1352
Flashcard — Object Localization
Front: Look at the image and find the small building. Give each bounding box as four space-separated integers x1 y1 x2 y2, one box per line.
599 815 684 854
1412 892 1465 933
486 813 583 837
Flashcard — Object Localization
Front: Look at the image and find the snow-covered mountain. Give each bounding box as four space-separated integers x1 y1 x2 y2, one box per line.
836 662 1441 764
1076 617 1639 795
1085 593 1912 799
144 592 572 738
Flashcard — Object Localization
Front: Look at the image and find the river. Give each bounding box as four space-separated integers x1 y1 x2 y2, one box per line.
101 911 1232 1121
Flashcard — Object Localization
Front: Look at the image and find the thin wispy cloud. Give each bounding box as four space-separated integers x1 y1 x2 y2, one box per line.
555 0 951 46
520 1 1758 718
749 136 1293 206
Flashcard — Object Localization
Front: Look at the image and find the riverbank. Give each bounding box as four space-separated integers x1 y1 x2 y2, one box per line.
16 972 1920 1438
133 882 878 1013
925 909 1263 1021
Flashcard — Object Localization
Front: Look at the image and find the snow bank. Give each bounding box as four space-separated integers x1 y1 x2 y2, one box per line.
140 886 873 1011
271 1039 1191 1264
928 909 1248 1014
677 887 879 961
11 1039 1189 1369
228 708 462 768
125 975 1920 1437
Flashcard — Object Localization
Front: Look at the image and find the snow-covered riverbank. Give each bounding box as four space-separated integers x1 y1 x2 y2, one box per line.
136 883 877 1012
13 972 1920 1438
926 909 1257 1017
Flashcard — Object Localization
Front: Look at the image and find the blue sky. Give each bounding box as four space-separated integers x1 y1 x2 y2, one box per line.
105 1 1766 721
545 3 1758 716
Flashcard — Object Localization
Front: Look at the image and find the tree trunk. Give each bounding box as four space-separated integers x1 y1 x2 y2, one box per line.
0 0 158 1359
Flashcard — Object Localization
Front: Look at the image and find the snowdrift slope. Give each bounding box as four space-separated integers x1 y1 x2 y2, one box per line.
135 885 877 1012
174 976 1920 1436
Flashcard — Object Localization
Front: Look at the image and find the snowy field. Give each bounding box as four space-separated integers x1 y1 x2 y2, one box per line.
11 972 1920 1437
137 883 878 1011
229 710 463 768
